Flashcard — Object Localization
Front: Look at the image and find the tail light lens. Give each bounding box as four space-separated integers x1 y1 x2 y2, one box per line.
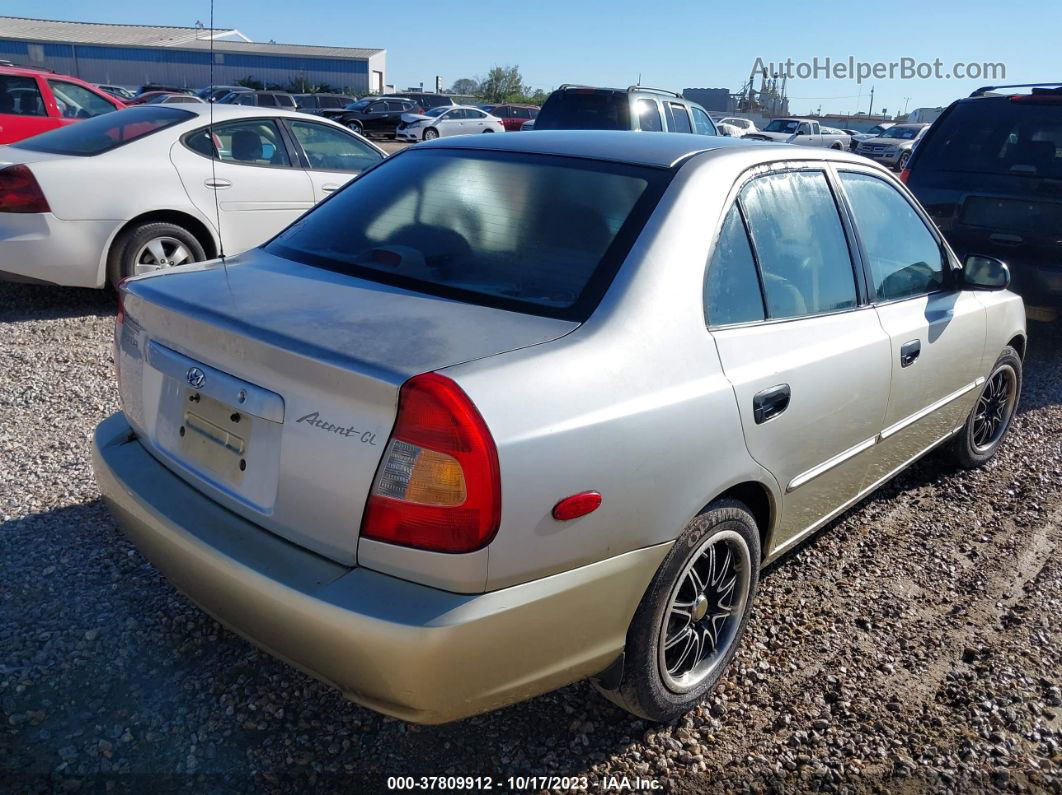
361 373 501 553
0 165 50 213
899 168 910 184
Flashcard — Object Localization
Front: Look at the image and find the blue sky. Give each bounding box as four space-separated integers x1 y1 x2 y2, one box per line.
7 1 1058 114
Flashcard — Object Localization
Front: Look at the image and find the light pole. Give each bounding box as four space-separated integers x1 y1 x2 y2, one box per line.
902 96 911 115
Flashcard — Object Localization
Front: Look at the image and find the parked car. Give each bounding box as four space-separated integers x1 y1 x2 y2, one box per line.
97 84 136 101
137 84 195 96
715 121 742 137
218 91 298 110
294 93 357 115
326 96 422 138
717 116 758 133
145 93 206 105
0 104 385 288
743 118 850 149
854 123 929 170
396 105 505 141
196 85 251 103
535 85 718 135
0 65 124 144
388 92 454 110
126 91 178 106
478 103 538 131
905 82 1062 318
93 131 1024 725
850 122 896 149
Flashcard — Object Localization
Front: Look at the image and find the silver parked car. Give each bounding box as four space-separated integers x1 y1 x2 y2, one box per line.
94 131 1026 724
855 122 930 170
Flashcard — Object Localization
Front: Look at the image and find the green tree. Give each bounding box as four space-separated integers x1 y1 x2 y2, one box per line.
236 75 264 90
449 78 480 96
479 65 525 104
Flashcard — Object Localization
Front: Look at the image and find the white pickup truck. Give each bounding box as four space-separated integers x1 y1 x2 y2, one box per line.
743 118 850 150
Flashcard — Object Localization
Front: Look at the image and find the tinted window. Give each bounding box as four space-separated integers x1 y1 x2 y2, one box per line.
185 119 291 166
667 103 692 134
636 99 662 132
915 100 1062 179
691 107 715 135
706 206 765 326
257 94 278 107
840 172 945 301
321 96 344 109
47 80 116 119
468 109 487 119
0 76 45 116
490 105 510 118
13 106 192 156
535 91 630 131
741 171 857 319
266 149 669 320
513 107 532 119
290 120 382 172
237 94 255 106
385 101 406 112
277 94 296 108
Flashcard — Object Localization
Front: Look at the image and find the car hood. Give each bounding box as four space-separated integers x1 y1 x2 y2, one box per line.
400 112 432 123
860 136 913 147
745 131 794 141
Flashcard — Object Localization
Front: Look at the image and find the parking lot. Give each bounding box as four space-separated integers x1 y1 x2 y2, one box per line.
2 280 1059 791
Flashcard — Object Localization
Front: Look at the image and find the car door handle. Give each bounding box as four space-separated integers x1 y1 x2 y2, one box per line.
204 178 231 189
321 183 341 192
900 339 921 368
753 384 791 424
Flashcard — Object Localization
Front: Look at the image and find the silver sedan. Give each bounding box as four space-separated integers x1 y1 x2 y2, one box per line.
94 130 1025 724
395 104 505 141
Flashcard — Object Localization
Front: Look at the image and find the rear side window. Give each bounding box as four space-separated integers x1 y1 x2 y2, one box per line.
705 206 765 326
12 106 192 155
740 171 857 319
257 94 278 107
840 172 945 301
536 91 630 131
636 99 662 132
266 149 670 320
666 103 692 134
0 75 46 116
915 100 1062 178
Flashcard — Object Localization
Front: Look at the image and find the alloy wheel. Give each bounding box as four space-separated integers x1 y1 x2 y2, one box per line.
658 529 751 693
972 366 1017 452
132 236 193 276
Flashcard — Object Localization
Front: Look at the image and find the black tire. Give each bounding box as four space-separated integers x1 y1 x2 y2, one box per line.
481 129 495 133
594 498 760 722
347 121 364 136
423 127 440 141
897 151 911 170
946 346 1022 469
107 221 206 288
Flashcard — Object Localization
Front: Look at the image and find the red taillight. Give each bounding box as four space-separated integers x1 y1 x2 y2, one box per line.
0 165 50 213
899 168 910 184
361 373 501 553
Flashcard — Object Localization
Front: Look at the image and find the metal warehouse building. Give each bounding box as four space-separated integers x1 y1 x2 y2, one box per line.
0 16 386 95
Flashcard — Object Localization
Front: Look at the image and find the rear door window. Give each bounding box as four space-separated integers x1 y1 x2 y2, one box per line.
266 148 670 320
257 94 278 107
0 75 46 116
186 119 292 166
740 171 857 319
840 172 946 301
914 100 1062 178
666 103 693 133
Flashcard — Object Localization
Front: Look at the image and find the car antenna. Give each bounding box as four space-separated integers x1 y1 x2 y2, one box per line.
207 0 234 301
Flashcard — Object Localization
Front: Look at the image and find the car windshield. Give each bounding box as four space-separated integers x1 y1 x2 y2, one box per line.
764 120 799 133
12 106 193 156
867 125 887 135
535 91 630 131
881 127 921 140
913 99 1062 178
266 149 670 320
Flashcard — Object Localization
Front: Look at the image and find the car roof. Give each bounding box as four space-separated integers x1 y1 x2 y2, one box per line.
167 104 340 123
416 129 797 168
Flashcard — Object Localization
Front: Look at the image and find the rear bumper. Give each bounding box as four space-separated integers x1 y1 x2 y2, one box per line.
0 213 117 288
92 413 669 723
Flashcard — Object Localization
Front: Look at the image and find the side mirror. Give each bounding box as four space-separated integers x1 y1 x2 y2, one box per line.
963 254 1010 291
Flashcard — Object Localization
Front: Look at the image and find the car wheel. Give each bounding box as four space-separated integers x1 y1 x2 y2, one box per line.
593 498 760 721
482 129 495 133
946 346 1022 469
423 127 439 141
347 121 364 135
897 151 911 170
831 142 843 150
108 222 206 287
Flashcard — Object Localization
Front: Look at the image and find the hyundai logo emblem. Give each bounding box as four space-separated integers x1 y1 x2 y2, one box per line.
186 366 206 389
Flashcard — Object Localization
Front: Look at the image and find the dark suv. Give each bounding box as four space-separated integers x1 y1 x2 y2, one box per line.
295 93 356 115
324 96 421 138
905 83 1062 317
388 92 454 110
534 85 717 135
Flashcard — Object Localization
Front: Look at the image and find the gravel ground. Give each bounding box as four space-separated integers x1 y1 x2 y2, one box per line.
2 281 1060 793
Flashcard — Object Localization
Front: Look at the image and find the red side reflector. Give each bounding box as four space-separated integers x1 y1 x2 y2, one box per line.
552 491 602 521
899 168 910 184
0 164 50 213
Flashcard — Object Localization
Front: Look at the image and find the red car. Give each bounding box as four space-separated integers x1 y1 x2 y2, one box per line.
0 66 124 144
478 103 539 132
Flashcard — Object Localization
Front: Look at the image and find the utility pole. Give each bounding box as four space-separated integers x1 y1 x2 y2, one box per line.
902 96 911 114
868 86 875 117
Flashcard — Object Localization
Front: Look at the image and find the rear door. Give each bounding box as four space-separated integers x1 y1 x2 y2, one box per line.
0 73 55 143
835 167 987 484
708 167 892 557
285 117 384 201
170 117 315 254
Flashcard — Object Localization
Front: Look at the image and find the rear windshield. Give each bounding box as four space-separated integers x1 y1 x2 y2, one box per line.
12 106 193 156
266 149 670 321
535 91 630 131
915 100 1062 178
